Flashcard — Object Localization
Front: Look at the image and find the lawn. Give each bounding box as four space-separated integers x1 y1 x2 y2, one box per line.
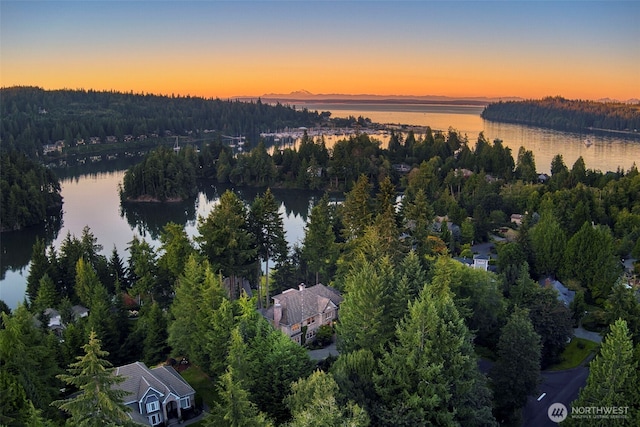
180 364 218 410
548 338 599 371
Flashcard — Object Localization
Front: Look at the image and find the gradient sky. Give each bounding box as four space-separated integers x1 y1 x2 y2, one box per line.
1 1 638 100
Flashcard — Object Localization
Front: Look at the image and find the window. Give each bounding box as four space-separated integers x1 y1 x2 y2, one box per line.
292 323 300 332
180 396 191 409
146 399 160 413
324 311 333 321
148 413 161 425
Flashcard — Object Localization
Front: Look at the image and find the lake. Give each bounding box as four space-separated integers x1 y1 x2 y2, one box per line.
2 103 639 309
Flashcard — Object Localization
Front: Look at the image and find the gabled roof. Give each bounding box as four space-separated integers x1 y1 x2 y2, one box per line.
113 362 195 404
269 284 342 326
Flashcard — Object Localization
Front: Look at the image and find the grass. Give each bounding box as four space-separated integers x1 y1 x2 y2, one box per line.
180 364 218 409
548 338 599 371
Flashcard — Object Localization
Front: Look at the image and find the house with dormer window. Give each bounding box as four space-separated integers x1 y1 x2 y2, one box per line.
113 362 196 426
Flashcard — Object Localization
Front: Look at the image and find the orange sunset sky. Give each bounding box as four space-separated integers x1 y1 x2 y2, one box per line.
1 1 638 100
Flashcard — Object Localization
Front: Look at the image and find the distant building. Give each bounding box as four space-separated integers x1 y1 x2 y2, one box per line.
540 277 575 307
510 214 524 227
261 283 342 345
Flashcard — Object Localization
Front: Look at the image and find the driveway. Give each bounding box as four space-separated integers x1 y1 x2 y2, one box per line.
308 342 339 361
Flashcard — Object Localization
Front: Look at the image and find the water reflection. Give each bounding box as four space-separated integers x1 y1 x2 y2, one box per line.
0 209 62 280
120 197 198 240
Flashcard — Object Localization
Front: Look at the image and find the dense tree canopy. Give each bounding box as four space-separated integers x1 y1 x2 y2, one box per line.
0 149 62 231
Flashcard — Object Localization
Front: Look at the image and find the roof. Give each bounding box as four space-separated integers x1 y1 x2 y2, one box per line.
113 362 195 404
267 284 343 326
540 278 575 306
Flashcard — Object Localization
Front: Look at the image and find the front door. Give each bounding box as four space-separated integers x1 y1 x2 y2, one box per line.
166 400 179 420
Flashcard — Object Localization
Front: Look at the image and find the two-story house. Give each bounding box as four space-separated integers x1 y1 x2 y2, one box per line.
262 283 342 344
113 361 196 426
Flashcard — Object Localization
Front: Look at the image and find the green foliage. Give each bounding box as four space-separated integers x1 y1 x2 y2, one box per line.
120 145 197 202
336 255 394 355
490 307 541 425
285 370 370 427
196 190 256 298
481 97 640 133
562 222 621 304
52 330 134 427
0 150 62 231
205 366 273 427
567 319 639 426
302 193 339 285
0 305 61 417
529 210 566 277
375 282 496 426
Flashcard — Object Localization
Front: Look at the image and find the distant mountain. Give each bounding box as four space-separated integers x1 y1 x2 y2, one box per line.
235 91 522 105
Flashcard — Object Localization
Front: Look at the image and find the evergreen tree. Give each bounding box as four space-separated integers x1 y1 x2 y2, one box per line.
250 189 287 307
157 222 194 290
568 319 638 426
340 174 373 242
26 237 49 303
197 190 256 299
204 366 273 427
168 254 203 358
490 307 542 425
302 193 338 285
529 210 566 277
0 305 60 416
336 255 394 355
140 301 169 366
32 273 57 314
75 257 101 308
52 330 134 426
376 282 496 427
285 370 370 427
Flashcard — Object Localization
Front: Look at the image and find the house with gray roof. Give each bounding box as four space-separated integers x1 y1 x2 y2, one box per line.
113 362 196 426
262 283 342 345
540 277 575 307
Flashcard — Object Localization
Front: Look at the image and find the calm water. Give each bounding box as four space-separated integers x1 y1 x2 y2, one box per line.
302 102 640 175
2 104 639 309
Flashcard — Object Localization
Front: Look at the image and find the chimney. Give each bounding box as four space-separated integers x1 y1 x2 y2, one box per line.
273 302 282 328
299 283 305 291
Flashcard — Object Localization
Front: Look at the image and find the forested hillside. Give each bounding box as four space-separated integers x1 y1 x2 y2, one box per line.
0 150 62 231
0 86 331 157
481 97 640 133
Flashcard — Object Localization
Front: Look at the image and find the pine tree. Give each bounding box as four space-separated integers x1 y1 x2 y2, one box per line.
52 330 134 426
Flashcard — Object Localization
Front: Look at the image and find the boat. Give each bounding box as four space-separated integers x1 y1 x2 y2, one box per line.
584 137 593 147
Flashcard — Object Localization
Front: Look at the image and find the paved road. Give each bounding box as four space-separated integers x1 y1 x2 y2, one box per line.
522 367 589 426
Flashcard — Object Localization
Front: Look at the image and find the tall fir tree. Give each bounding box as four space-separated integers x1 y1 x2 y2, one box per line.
302 193 338 285
490 307 542 425
567 319 639 426
52 330 134 426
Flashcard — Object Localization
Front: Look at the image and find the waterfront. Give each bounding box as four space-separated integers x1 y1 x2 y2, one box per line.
2 103 639 309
